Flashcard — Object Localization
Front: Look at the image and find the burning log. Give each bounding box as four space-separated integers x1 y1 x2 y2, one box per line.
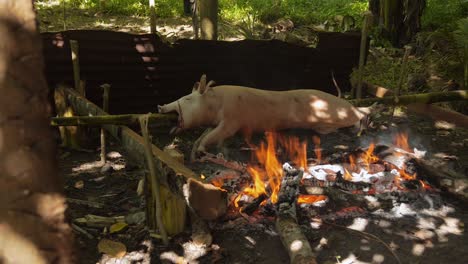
276 168 317 264
411 158 468 202
240 194 267 215
198 152 247 173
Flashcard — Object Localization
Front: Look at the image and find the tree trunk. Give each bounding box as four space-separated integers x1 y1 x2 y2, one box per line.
369 0 426 47
199 0 218 40
0 1 74 263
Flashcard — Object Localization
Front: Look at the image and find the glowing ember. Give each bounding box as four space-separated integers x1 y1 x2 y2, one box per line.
312 136 322 163
297 194 327 204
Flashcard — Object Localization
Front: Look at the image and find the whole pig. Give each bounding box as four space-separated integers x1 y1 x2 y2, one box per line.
158 74 372 155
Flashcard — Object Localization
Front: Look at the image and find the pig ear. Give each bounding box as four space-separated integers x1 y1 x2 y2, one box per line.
192 81 200 92
198 74 208 94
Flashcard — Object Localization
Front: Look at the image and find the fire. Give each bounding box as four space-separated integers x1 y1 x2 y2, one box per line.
243 166 267 198
362 143 379 170
394 132 411 152
251 132 283 204
344 154 357 181
279 135 308 169
297 194 327 204
398 164 416 180
312 136 322 163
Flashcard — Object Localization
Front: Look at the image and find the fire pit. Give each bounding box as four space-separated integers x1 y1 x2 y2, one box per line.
177 125 467 263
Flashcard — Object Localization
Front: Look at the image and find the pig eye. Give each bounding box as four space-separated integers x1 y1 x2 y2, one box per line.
185 98 191 101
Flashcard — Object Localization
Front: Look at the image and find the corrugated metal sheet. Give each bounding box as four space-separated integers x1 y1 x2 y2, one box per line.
42 30 363 114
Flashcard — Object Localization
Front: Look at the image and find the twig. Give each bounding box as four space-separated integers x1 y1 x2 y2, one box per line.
324 220 402 264
71 223 94 239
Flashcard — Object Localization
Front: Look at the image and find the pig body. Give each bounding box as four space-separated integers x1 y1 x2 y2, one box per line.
158 75 371 154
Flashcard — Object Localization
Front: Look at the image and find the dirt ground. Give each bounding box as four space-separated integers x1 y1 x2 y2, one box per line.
59 109 468 264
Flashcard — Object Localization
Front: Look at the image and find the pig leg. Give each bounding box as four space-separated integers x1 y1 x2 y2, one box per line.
190 127 213 162
197 121 238 154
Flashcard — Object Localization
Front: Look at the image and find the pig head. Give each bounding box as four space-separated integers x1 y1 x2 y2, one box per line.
158 74 374 157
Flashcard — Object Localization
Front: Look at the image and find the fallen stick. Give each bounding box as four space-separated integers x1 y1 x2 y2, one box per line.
50 113 177 127
363 83 468 129
276 169 317 264
350 90 468 106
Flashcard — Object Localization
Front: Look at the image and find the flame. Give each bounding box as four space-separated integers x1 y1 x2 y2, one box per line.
362 143 379 170
312 136 322 163
243 166 267 198
344 155 357 181
234 194 242 208
297 194 327 204
279 135 308 169
394 132 411 152
398 164 416 180
251 132 283 204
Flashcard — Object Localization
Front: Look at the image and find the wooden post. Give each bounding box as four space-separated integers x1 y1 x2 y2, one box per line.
149 0 157 34
354 11 373 99
100 84 110 164
200 0 218 40
139 115 169 245
70 40 80 91
62 0 67 30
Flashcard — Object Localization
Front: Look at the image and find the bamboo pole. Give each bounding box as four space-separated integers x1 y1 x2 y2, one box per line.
139 115 168 245
354 11 373 99
100 84 110 164
350 90 468 106
50 113 177 127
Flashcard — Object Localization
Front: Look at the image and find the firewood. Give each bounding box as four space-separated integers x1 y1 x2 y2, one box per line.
276 169 317 264
411 158 468 202
241 194 267 215
198 152 247 172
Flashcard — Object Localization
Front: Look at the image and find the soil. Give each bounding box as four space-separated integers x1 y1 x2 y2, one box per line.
59 110 468 264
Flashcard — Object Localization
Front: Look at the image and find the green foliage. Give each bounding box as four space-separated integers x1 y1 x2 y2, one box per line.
422 0 468 30
454 18 468 87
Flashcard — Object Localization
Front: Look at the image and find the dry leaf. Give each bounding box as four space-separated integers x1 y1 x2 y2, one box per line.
110 222 128 234
74 180 84 189
97 239 126 258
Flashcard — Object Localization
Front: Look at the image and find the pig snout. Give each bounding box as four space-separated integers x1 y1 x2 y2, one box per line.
158 101 178 114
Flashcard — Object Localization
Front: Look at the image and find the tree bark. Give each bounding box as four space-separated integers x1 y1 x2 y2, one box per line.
199 0 218 40
0 1 74 263
370 0 426 47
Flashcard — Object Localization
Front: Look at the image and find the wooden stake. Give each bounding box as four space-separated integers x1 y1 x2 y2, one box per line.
139 115 168 245
149 0 157 34
100 84 110 164
354 11 373 99
70 40 80 91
